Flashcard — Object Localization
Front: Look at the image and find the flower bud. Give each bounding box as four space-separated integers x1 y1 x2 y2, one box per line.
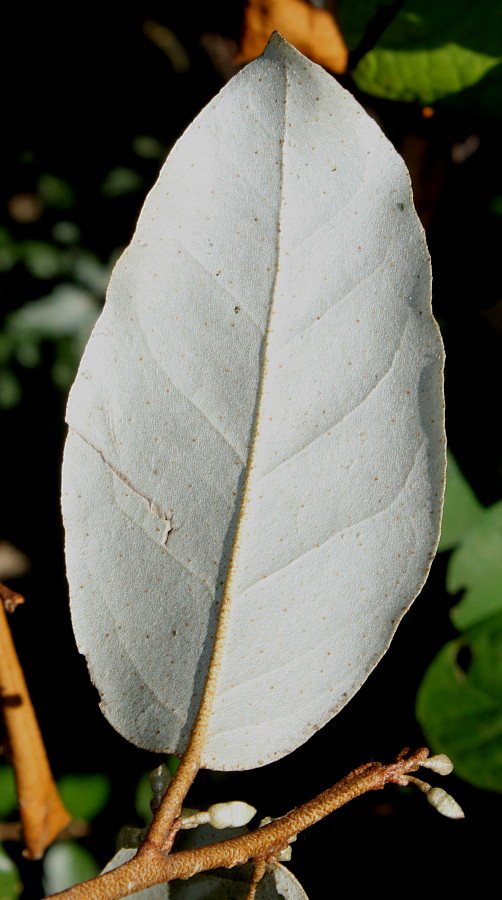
420 754 454 776
426 787 464 819
208 801 256 829
149 764 172 802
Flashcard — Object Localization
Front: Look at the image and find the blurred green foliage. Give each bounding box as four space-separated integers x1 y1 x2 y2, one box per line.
0 845 22 900
342 0 502 115
417 456 502 791
0 767 17 820
57 774 111 822
0 767 19 900
135 774 154 827
0 223 109 409
0 133 167 412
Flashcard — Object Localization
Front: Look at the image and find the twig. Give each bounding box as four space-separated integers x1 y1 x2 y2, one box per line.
45 748 429 900
0 819 90 843
245 858 268 900
0 596 71 858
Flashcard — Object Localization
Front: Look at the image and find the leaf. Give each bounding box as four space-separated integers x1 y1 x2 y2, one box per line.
135 774 154 825
62 34 445 771
351 0 502 114
7 287 100 340
42 842 100 895
0 602 71 858
100 167 144 198
337 0 398 52
102 848 308 899
57 773 110 821
235 0 348 73
438 452 483 552
20 241 66 279
416 614 502 792
448 501 502 630
0 845 22 900
37 174 76 210
0 766 17 819
0 371 21 410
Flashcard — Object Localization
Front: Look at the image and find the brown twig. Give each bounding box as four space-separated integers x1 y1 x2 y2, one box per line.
45 748 429 900
245 857 268 900
0 596 71 858
0 819 90 843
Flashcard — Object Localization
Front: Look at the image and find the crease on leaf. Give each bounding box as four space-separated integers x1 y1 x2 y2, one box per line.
70 427 174 546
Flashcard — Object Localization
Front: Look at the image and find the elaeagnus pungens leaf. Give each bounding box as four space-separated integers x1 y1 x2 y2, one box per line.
62 34 445 770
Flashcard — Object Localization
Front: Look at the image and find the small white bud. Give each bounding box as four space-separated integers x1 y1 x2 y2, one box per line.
420 754 454 776
259 816 274 828
208 801 257 829
426 787 465 819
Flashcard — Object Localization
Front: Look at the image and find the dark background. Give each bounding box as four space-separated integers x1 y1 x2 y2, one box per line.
1 5 501 897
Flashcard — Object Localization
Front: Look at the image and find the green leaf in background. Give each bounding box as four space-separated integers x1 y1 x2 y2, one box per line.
52 221 81 245
350 0 502 114
417 614 502 792
448 501 502 629
135 775 153 825
37 174 76 210
0 845 22 900
7 286 100 340
0 767 17 819
132 135 166 160
337 0 397 52
0 227 20 272
20 241 67 279
0 371 22 410
56 774 110 821
439 452 483 552
100 168 144 198
166 755 180 777
42 842 99 895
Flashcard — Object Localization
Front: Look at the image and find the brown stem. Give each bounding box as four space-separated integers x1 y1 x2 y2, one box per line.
245 858 268 900
0 819 90 843
0 596 71 859
138 743 202 854
45 748 429 900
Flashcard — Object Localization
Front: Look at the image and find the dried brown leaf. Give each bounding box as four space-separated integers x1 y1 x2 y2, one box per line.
0 600 71 858
235 0 348 73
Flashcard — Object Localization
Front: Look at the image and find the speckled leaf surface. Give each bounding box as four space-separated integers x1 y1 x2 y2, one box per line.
62 34 445 770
